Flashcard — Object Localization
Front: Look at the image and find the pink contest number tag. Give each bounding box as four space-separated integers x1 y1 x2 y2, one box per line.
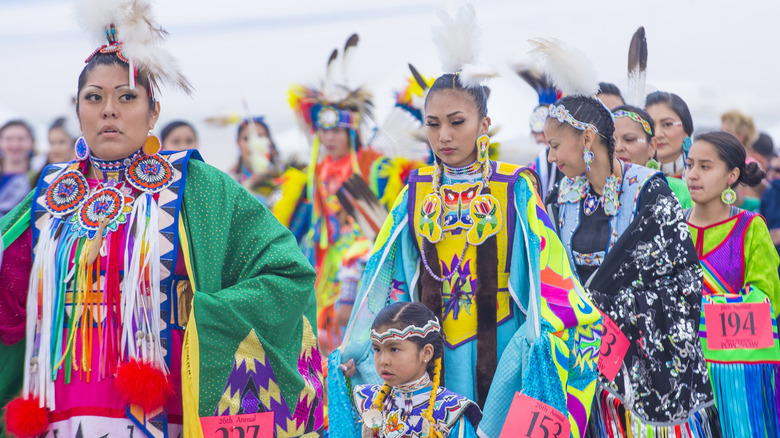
597 311 629 382
704 302 774 350
500 392 571 438
200 412 274 438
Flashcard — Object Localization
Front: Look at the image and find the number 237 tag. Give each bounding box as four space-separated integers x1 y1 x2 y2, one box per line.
500 393 571 438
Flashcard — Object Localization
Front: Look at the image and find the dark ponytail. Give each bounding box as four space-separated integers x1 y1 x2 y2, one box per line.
695 131 766 188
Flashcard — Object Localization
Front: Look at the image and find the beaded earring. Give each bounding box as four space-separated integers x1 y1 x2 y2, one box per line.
645 157 660 170
582 147 594 173
74 136 90 161
143 130 162 155
721 186 737 205
682 136 692 155
476 134 490 164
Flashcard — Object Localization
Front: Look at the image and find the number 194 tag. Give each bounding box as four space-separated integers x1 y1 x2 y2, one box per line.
704 302 774 350
500 392 570 438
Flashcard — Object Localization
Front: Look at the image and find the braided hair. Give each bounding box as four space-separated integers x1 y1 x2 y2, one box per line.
552 95 616 173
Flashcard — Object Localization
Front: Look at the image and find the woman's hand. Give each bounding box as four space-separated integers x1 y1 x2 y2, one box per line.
340 358 356 378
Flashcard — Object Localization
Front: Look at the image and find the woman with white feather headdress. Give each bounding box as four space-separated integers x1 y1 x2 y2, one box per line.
535 38 721 436
0 1 324 437
327 5 603 437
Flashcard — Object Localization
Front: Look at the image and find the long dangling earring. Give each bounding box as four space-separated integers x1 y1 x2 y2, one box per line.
646 156 660 170
74 136 90 161
721 186 737 205
645 158 660 170
143 130 162 155
476 134 490 164
682 136 692 156
582 147 594 173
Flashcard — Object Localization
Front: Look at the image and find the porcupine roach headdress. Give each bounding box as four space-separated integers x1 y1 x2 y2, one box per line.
288 34 373 168
3 2 191 437
511 59 561 133
288 34 374 234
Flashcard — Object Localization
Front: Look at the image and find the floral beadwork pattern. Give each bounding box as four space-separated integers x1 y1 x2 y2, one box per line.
467 194 502 245
418 193 443 243
441 254 477 321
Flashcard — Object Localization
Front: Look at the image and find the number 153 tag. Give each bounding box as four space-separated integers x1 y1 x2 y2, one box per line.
500 392 571 438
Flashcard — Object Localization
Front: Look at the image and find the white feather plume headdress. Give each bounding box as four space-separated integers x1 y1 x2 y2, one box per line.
528 38 599 97
76 0 193 97
431 3 497 89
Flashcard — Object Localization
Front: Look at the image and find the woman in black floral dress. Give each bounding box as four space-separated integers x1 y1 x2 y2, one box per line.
533 38 721 437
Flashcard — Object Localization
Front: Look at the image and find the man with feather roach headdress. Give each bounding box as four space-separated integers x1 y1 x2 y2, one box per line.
284 34 414 358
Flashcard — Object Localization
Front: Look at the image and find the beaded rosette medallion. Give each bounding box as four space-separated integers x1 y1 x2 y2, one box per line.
418 180 502 246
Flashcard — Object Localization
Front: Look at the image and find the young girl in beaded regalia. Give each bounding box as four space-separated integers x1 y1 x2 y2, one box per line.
354 302 482 438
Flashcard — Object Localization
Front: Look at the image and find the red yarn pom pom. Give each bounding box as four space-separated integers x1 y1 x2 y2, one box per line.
115 360 172 412
3 396 49 438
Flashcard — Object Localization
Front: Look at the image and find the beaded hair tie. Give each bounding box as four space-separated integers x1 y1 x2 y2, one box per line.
370 319 441 344
548 104 598 133
613 110 653 136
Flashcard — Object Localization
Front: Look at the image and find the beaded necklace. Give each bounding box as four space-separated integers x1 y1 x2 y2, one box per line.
390 373 432 423
89 150 140 181
420 158 489 282
442 160 481 177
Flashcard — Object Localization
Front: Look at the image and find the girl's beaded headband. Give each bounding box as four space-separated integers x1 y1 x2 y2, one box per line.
613 110 653 136
370 319 441 344
548 104 598 133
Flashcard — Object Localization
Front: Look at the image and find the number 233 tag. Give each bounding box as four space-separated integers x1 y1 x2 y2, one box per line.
500 392 571 438
597 311 629 382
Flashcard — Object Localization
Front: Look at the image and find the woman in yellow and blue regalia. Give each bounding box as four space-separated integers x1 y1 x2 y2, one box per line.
328 6 602 438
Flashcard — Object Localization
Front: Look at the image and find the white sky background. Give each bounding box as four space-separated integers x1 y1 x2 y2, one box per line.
1 0 780 171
